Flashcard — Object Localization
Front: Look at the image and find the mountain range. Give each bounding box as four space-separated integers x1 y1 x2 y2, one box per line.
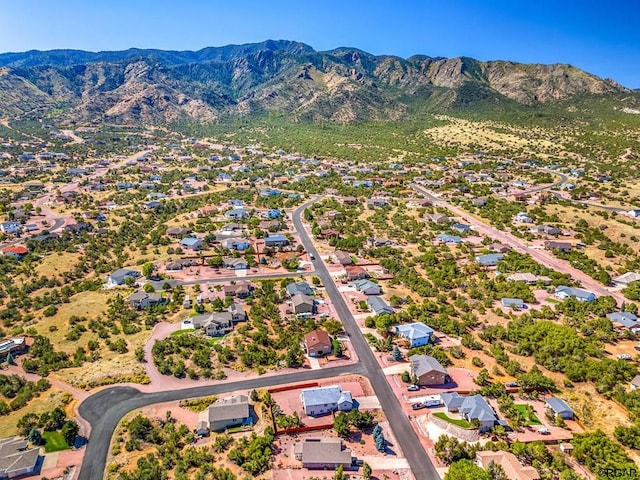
0 39 634 124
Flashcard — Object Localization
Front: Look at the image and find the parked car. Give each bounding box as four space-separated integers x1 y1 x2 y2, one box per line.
538 427 550 435
411 402 426 410
506 381 519 388
407 384 419 391
635 345 640 351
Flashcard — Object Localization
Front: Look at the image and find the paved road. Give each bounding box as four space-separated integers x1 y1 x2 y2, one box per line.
77 363 363 480
412 183 625 305
292 200 439 480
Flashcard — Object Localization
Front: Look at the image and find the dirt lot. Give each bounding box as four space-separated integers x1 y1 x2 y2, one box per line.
271 377 369 428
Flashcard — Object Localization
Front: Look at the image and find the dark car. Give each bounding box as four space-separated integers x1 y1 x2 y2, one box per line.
411 402 426 410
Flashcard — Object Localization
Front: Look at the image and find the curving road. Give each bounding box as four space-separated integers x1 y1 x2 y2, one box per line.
292 200 439 480
412 183 625 304
77 363 363 480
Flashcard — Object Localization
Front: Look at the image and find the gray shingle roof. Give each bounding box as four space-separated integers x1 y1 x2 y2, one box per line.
204 395 249 423
410 355 448 377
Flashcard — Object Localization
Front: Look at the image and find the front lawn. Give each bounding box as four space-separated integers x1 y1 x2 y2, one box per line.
170 328 196 337
42 430 70 452
514 404 542 425
433 412 472 429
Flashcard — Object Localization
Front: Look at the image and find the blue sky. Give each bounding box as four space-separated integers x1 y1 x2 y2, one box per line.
1 0 638 87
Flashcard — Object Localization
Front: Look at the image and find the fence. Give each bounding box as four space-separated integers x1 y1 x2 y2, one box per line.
268 382 319 394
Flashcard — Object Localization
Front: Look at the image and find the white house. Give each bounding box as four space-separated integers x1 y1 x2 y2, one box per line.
300 386 353 417
0 222 21 235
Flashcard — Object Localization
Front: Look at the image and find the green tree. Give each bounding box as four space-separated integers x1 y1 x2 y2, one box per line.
445 459 491 480
362 462 372 480
28 427 42 445
333 412 350 437
392 345 403 361
142 262 154 278
61 420 79 446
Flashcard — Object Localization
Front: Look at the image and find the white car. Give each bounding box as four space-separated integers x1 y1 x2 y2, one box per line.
407 385 419 391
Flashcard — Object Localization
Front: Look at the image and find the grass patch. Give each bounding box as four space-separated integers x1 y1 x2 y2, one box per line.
208 335 227 346
42 430 70 452
433 412 472 429
514 404 542 425
170 328 196 337
182 396 217 413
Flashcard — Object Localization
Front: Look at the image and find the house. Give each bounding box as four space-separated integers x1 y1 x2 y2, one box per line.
472 197 487 207
532 225 562 236
1 245 28 258
501 298 525 309
555 285 596 302
166 227 191 238
292 294 314 315
263 209 282 219
408 198 433 208
440 393 498 432
546 397 574 420
613 272 640 288
395 323 434 347
334 250 353 265
286 281 313 297
345 265 369 281
191 312 234 336
475 253 504 266
0 437 40 479
476 451 540 480
300 386 353 416
510 193 529 202
367 198 388 208
222 257 248 270
367 296 393 315
436 233 462 244
0 338 27 362
607 312 640 330
222 238 251 251
451 223 471 233
199 395 251 432
224 282 253 298
228 303 247 322
515 212 533 223
354 279 381 295
304 330 332 357
628 210 640 218
105 268 140 286
428 213 450 224
166 259 198 271
221 222 242 233
544 241 572 253
259 220 281 231
487 243 511 253
410 355 448 386
630 375 640 390
180 237 203 251
294 438 354 470
225 208 249 220
0 222 21 235
264 234 289 247
126 291 163 309
341 196 358 205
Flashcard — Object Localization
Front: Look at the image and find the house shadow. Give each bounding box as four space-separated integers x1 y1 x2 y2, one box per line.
426 380 459 391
